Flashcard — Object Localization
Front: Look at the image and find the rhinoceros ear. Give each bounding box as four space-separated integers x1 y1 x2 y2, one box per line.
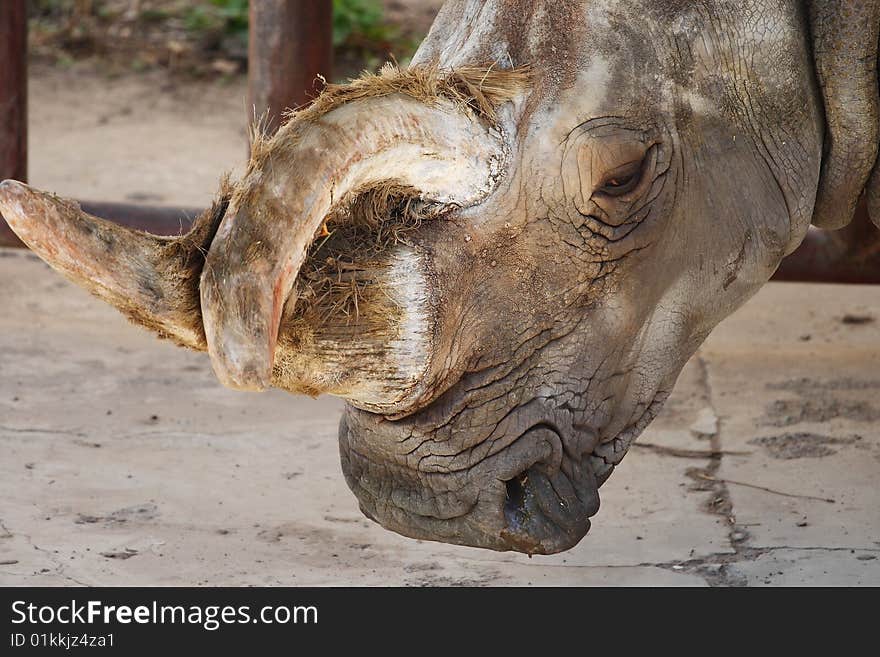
807 1 880 230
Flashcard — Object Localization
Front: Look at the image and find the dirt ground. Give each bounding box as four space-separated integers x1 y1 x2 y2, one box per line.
25 0 447 206
1 62 879 587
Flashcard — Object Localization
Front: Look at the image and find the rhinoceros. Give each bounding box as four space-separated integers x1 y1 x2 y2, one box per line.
2 0 879 554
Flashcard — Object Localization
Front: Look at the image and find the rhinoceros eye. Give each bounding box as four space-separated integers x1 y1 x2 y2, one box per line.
597 158 645 198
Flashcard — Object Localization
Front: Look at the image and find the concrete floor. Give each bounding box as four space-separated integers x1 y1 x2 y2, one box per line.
0 248 878 586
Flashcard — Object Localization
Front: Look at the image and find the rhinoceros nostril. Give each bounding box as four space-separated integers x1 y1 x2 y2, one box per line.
503 470 532 529
499 446 600 554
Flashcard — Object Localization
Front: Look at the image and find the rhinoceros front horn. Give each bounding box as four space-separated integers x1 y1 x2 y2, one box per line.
0 178 228 350
0 65 527 395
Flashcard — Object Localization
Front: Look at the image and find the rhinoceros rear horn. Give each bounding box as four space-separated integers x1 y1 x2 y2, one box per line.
0 179 228 349
807 1 880 230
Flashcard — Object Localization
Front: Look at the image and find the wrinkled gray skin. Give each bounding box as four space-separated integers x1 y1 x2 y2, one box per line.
341 0 877 553
3 0 879 554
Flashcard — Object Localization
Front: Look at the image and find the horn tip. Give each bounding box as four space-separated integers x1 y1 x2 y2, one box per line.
0 180 28 204
212 361 272 393
0 178 28 200
0 179 33 233
205 331 274 393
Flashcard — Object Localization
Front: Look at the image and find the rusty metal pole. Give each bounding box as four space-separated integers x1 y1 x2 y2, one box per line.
773 200 880 284
0 0 27 248
248 0 334 137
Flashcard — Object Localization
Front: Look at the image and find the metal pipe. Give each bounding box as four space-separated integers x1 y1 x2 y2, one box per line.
0 202 200 248
0 0 27 248
248 0 334 137
77 201 200 236
773 201 880 285
0 0 26 182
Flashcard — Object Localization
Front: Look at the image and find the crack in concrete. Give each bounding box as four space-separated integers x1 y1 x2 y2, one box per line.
0 425 88 438
472 543 880 576
0 517 90 586
755 545 880 553
641 545 880 585
656 355 880 586
663 354 751 586
0 519 12 539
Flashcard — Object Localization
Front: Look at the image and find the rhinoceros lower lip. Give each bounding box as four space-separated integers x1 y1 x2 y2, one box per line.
340 415 604 554
346 451 602 555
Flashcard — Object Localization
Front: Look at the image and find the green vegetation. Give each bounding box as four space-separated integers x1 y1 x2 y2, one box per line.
333 0 389 47
28 1 420 77
185 0 392 46
183 0 248 39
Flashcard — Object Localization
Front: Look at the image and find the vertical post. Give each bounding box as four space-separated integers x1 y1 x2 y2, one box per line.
248 0 334 138
0 0 27 247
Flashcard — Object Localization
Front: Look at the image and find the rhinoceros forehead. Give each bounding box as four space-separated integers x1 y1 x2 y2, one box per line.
413 0 670 107
413 1 594 76
415 1 796 94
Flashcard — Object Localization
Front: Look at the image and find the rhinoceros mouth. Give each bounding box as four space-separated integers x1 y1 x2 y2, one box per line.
490 424 600 554
340 414 606 554
340 387 675 554
500 457 600 554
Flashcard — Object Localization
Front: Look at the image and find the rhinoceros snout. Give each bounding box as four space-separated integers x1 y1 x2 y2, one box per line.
339 413 603 554
501 461 600 554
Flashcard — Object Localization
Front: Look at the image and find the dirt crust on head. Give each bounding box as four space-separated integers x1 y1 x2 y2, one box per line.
246 63 531 174
214 64 531 324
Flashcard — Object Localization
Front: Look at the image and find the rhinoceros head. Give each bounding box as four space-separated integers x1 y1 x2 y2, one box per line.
3 0 879 553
